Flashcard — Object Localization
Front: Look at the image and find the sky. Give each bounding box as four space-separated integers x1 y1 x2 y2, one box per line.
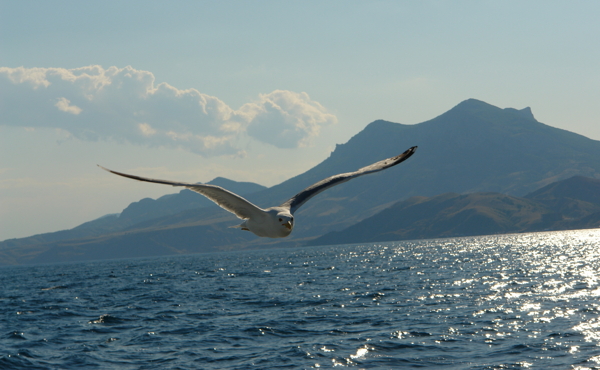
1 0 599 240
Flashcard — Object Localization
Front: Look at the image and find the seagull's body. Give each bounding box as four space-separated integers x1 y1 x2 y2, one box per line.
99 146 417 238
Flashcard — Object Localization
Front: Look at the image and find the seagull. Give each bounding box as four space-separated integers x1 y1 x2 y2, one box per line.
99 146 417 238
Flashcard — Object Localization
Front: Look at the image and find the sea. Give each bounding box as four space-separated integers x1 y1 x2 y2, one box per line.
2 229 600 369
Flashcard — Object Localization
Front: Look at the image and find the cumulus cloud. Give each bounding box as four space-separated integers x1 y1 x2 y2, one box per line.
239 90 338 148
0 66 337 156
55 97 82 115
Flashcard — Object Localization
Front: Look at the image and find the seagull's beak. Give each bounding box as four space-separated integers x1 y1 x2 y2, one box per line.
284 221 292 230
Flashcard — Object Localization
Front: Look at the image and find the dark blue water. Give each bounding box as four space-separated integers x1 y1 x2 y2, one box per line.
2 230 600 369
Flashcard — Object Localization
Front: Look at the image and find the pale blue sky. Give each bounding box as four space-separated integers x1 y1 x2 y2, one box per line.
1 1 599 240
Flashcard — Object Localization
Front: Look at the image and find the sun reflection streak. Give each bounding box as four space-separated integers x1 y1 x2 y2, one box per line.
465 230 600 347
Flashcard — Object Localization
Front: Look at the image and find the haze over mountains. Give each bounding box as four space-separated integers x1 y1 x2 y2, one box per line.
2 99 600 265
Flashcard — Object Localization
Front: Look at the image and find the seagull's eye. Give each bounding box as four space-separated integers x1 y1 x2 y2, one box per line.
279 218 282 222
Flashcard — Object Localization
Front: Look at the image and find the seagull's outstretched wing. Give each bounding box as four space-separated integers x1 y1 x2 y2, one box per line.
98 165 264 220
280 146 417 214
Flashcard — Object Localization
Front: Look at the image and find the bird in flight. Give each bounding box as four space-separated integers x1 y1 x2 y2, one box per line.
99 146 417 238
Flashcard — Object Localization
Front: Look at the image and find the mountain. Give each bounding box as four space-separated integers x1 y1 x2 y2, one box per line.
524 176 600 217
2 99 600 265
0 178 266 251
524 175 600 229
309 176 600 246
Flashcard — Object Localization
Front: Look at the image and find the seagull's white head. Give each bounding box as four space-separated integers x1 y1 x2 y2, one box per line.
277 212 294 234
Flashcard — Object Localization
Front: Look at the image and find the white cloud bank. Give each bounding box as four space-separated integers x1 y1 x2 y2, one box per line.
0 66 337 156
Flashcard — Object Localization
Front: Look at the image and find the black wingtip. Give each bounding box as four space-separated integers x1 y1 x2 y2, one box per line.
390 146 417 164
403 146 418 157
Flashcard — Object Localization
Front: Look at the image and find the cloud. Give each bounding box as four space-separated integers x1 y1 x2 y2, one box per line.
55 97 82 115
138 123 156 137
240 90 338 148
0 66 337 155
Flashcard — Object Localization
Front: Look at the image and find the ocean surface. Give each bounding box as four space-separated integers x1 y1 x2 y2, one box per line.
2 230 600 369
